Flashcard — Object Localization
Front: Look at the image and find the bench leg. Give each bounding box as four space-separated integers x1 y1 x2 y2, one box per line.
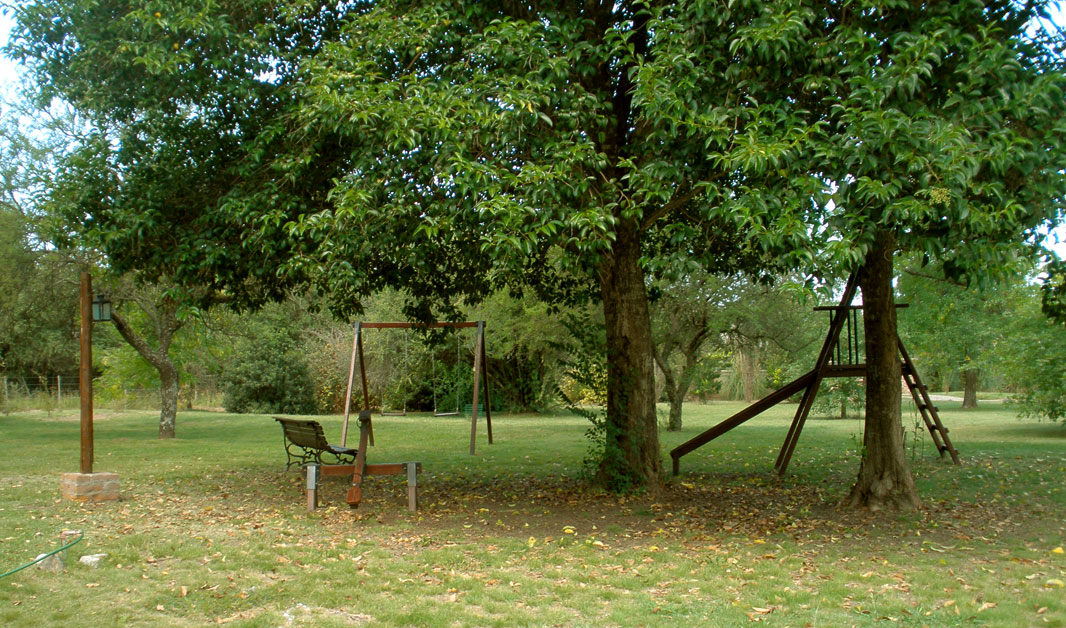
305 464 319 511
407 463 418 513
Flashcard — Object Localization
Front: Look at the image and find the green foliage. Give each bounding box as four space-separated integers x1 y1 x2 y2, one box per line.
993 278 1066 424
1040 256 1066 325
221 331 318 415
0 112 80 378
552 309 614 482
812 378 865 420
218 306 320 415
688 350 727 401
897 264 1023 405
465 292 574 413
11 0 1065 487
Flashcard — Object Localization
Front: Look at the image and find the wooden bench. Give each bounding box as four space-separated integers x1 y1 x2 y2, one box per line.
274 417 357 469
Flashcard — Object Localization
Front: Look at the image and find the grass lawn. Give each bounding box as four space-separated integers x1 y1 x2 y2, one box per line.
1 399 1064 627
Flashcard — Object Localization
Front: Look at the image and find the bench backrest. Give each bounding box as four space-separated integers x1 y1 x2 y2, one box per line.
274 418 330 450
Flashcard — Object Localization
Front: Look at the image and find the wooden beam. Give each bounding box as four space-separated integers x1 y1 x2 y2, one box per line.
670 370 816 474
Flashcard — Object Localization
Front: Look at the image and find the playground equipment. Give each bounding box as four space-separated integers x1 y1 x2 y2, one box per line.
340 321 493 454
302 411 422 512
670 274 960 476
295 321 494 512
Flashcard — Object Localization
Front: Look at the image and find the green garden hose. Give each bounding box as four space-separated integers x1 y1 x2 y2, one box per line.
0 531 84 579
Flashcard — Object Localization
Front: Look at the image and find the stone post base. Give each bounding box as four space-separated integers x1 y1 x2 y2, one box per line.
60 472 120 503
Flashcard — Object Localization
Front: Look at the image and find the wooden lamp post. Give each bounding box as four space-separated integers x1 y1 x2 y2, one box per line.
61 272 119 502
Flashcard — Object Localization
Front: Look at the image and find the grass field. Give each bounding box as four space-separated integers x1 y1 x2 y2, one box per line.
1 399 1064 627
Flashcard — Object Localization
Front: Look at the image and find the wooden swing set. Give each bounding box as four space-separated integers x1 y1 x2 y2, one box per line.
670 274 961 477
298 321 493 513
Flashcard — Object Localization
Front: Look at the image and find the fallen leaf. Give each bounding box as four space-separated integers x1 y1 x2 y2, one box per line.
1052 547 1064 555
977 602 996 612
1045 579 1065 588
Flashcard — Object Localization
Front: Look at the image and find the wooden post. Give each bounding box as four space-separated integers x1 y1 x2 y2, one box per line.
57 374 62 409
407 462 418 513
340 322 360 447
469 322 483 455
78 272 93 474
346 411 372 507
305 464 319 511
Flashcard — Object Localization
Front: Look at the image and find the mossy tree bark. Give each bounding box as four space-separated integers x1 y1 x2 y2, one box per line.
847 230 920 510
599 220 661 490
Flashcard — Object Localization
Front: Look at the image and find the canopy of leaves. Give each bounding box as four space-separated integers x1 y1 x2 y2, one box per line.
8 0 832 320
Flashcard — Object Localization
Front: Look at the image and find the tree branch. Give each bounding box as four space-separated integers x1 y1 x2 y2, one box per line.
640 185 705 232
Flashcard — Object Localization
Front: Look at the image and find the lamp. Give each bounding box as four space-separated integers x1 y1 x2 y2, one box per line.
91 294 111 322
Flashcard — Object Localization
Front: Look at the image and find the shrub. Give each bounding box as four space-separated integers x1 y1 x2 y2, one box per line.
220 330 318 415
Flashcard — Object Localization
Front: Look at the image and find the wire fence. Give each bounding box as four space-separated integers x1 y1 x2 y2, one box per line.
0 374 223 413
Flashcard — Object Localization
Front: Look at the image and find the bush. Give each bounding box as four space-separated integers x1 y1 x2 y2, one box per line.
220 331 319 415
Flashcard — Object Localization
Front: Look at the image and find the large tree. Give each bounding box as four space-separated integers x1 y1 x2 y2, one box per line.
11 1 1064 497
10 0 802 489
735 2 1066 509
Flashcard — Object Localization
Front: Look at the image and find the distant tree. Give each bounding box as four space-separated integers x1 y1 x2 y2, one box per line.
0 209 80 381
651 275 817 430
898 266 1021 409
650 276 729 431
995 262 1066 424
0 100 81 381
101 279 197 438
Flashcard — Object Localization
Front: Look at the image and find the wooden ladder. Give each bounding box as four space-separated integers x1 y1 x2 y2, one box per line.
898 337 960 464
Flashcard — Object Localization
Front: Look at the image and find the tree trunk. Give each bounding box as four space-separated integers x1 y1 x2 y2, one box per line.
846 230 920 510
961 369 979 409
599 221 661 490
667 398 682 431
110 296 183 439
737 349 760 402
654 353 683 432
158 361 179 439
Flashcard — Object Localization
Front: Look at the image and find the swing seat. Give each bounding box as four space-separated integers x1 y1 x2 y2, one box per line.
274 417 357 469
